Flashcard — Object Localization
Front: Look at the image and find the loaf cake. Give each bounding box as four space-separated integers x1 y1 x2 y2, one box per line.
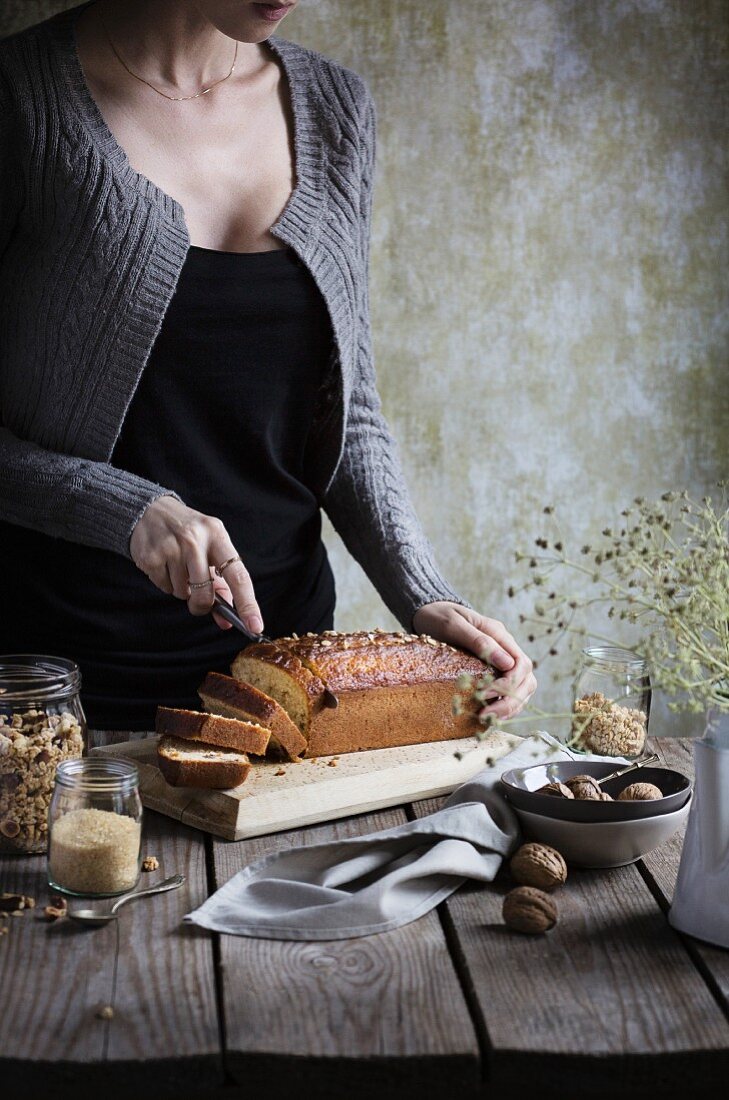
231 628 488 758
197 671 307 761
155 706 271 756
157 735 252 789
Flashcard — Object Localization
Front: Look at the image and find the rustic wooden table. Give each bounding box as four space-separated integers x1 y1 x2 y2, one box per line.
1 736 728 1099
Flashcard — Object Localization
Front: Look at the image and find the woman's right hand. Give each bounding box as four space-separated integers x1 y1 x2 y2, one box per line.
129 495 264 634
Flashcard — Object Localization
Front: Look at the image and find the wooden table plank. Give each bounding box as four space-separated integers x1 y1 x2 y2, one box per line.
411 770 729 1098
0 809 222 1095
212 807 481 1100
639 738 729 1005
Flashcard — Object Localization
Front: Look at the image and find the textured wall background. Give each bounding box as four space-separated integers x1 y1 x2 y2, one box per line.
3 0 727 730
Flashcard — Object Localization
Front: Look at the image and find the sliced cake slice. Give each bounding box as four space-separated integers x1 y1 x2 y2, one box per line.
157 734 251 789
155 705 271 756
197 671 307 761
231 641 326 738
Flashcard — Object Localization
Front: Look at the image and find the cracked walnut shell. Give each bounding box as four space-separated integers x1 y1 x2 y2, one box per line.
537 781 574 799
502 886 558 934
510 843 567 891
618 782 663 801
565 775 608 801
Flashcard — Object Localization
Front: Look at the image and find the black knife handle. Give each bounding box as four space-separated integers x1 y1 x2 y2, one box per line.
212 592 266 642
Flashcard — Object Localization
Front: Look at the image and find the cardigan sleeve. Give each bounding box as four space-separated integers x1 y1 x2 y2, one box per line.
0 69 183 559
0 428 184 557
320 84 475 633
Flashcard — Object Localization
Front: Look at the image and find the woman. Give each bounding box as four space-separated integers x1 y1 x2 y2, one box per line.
0 0 536 730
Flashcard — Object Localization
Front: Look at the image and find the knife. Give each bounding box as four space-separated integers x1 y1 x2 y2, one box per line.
212 592 338 708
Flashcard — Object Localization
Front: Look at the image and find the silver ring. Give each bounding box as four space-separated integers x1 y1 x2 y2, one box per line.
214 555 241 578
188 578 214 590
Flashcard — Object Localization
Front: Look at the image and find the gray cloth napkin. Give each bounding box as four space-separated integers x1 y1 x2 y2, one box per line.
183 733 614 940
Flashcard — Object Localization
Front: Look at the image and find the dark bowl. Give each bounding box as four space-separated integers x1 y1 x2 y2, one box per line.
500 760 692 822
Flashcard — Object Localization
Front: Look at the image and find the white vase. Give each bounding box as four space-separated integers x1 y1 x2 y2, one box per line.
668 707 729 949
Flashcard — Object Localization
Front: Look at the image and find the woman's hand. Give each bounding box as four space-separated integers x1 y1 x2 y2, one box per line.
129 495 264 634
411 601 537 720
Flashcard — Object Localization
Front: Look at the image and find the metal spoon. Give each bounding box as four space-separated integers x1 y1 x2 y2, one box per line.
545 752 660 787
596 752 660 785
67 874 186 927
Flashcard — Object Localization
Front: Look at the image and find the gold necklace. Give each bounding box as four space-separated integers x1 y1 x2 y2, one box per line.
104 22 238 102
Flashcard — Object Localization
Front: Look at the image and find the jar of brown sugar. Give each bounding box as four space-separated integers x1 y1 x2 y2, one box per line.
48 758 142 898
571 646 652 758
0 655 87 854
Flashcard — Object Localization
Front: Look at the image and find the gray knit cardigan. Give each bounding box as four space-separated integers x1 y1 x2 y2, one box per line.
0 1 474 632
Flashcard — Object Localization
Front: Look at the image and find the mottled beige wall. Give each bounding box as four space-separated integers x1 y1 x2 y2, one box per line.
3 1 728 724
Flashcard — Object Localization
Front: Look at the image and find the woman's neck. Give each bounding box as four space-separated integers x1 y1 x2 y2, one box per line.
90 0 263 96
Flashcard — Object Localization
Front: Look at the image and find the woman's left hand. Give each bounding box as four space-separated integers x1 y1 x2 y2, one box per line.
411 601 537 720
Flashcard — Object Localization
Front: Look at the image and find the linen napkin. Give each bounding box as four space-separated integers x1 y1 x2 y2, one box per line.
183 732 617 940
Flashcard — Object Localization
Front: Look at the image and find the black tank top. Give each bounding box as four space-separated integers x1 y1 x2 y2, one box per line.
0 244 336 730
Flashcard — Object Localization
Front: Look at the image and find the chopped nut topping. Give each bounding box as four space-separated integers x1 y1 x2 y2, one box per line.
0 892 25 911
0 707 84 854
44 903 67 921
142 855 159 873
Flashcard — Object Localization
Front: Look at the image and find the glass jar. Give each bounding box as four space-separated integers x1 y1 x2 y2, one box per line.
48 758 143 898
0 655 87 854
571 646 651 758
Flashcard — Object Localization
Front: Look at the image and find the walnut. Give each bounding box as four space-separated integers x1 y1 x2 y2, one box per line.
502 886 558 934
618 782 663 801
565 775 604 800
536 781 574 799
141 855 159 872
510 843 567 891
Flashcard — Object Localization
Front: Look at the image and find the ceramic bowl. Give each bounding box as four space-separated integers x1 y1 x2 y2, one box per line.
500 760 691 823
514 794 692 868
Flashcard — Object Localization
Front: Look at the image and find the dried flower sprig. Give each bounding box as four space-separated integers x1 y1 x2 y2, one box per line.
514 485 727 713
452 484 728 754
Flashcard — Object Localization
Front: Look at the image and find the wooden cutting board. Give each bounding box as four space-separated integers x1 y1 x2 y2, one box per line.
91 730 523 841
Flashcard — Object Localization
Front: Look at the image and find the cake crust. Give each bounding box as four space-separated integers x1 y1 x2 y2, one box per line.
157 735 252 789
155 705 271 756
231 628 490 758
198 671 307 760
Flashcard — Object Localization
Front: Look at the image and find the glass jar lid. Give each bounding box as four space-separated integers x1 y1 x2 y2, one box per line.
581 645 647 672
0 654 82 704
54 757 138 794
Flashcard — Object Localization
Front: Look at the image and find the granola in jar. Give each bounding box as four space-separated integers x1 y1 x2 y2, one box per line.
0 657 87 854
571 647 651 758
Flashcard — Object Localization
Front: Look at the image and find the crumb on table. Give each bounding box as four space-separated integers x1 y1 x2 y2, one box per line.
142 855 159 872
